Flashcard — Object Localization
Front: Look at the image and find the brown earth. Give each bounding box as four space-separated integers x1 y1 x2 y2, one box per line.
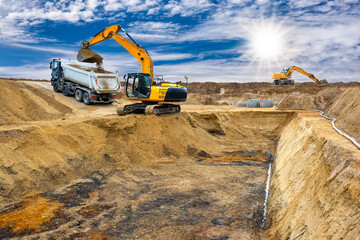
69 64 112 74
0 79 359 239
267 111 360 239
77 48 103 67
0 80 72 125
182 82 360 139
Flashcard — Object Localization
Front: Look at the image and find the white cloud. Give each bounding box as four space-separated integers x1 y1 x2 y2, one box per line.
103 0 159 12
0 0 360 83
0 0 101 42
163 0 214 17
8 43 76 56
0 64 51 80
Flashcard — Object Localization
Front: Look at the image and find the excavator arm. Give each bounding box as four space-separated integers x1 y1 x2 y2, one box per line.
285 66 320 84
81 24 154 80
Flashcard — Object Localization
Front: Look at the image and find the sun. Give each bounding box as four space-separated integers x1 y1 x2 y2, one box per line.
244 20 289 66
250 28 283 60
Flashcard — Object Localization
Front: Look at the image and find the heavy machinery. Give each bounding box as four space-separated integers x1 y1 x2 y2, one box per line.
50 59 120 105
272 66 328 85
78 24 187 115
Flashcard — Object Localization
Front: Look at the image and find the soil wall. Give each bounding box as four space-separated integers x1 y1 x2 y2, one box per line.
0 111 293 208
267 112 360 239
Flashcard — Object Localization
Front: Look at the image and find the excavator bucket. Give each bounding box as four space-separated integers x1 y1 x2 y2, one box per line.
319 79 328 84
77 48 103 65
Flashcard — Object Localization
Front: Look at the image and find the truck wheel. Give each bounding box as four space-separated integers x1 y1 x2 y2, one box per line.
83 92 91 105
75 89 83 102
62 83 70 96
53 82 60 92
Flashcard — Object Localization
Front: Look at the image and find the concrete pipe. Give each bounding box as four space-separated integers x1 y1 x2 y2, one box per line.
248 99 261 108
262 99 274 108
238 102 247 107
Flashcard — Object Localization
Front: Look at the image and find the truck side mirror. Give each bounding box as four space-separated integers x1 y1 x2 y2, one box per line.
123 74 126 79
50 62 53 69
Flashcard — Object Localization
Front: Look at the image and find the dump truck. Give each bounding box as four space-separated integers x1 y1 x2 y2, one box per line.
50 59 120 105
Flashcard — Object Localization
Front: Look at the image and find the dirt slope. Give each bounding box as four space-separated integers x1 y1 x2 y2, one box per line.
268 111 360 239
326 87 360 138
0 110 293 239
0 80 72 125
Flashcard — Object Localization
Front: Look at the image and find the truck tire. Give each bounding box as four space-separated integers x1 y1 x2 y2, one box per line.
53 81 60 92
75 89 83 102
83 92 92 105
62 83 70 96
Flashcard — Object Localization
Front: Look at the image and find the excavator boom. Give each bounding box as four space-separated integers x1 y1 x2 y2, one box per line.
285 66 320 83
79 24 154 80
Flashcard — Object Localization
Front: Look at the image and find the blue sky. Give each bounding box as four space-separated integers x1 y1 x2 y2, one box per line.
0 0 359 82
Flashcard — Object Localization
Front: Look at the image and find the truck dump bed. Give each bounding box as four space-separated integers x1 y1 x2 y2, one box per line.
61 60 120 94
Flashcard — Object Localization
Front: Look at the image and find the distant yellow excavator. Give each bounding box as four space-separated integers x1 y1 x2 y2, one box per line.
272 66 328 85
78 24 187 115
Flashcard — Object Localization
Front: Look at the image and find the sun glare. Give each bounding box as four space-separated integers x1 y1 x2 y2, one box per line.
251 28 283 59
245 20 289 67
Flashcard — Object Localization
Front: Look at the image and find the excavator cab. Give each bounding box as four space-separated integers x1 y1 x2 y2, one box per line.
125 73 151 99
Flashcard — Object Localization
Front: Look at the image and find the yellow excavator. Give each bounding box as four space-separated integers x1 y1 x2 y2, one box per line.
272 66 328 85
78 24 187 115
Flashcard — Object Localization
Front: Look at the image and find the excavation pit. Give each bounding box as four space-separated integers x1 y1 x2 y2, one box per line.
0 109 359 239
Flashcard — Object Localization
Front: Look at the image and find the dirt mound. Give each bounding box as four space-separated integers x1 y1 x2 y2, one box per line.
183 82 360 95
327 87 360 138
0 80 72 125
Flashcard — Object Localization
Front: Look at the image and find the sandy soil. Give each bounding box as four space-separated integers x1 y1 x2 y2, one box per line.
0 79 359 239
268 111 360 240
182 82 360 139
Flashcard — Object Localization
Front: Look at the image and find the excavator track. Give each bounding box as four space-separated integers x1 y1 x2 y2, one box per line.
145 104 180 115
117 103 180 116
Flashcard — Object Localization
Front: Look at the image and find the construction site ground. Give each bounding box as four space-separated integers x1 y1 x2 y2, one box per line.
0 79 359 239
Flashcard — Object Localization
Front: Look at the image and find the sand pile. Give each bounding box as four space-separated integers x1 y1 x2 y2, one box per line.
0 80 72 125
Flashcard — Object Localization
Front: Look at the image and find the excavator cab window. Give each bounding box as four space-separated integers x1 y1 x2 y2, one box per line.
125 74 151 99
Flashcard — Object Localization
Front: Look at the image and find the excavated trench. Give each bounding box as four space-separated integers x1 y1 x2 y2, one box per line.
0 110 359 239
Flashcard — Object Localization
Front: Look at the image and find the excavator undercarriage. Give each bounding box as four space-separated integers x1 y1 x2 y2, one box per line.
117 103 181 116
